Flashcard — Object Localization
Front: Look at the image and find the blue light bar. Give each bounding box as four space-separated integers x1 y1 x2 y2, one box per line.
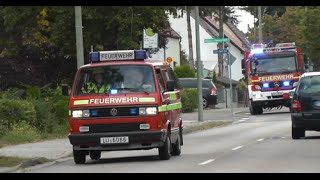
89 50 147 63
130 108 137 115
283 81 290 86
263 82 269 88
134 50 147 60
110 89 118 94
91 110 98 117
89 52 99 62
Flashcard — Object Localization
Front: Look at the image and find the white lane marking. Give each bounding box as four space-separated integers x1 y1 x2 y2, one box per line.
245 113 250 115
281 137 286 139
199 159 215 165
241 117 250 120
257 138 264 142
232 146 243 151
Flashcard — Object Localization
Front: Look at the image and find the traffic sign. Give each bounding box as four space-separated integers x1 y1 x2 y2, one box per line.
213 49 229 54
223 53 236 65
204 38 229 43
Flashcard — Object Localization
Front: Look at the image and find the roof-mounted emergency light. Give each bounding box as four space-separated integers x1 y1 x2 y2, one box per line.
250 43 266 55
275 42 296 48
89 50 147 63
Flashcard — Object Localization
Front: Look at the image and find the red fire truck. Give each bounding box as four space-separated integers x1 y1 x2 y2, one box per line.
241 42 310 115
62 50 183 164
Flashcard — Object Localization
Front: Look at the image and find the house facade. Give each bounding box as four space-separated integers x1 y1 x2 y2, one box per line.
147 27 181 70
168 12 251 81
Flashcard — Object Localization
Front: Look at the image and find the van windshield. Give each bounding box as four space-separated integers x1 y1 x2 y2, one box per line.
74 65 156 96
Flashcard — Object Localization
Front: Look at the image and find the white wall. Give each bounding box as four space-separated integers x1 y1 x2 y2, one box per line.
223 43 244 81
168 13 244 81
147 37 181 70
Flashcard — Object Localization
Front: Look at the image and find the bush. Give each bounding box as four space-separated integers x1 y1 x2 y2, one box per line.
174 64 196 78
1 121 41 144
32 86 69 133
181 88 198 113
1 88 25 100
0 99 37 135
32 99 56 133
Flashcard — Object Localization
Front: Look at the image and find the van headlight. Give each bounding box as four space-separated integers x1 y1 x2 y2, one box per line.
72 110 90 118
146 107 157 115
139 107 157 116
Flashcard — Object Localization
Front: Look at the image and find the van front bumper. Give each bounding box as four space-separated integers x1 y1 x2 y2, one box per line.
69 130 166 151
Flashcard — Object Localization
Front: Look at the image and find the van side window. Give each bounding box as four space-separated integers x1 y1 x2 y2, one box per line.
168 68 179 89
156 69 165 92
161 69 170 82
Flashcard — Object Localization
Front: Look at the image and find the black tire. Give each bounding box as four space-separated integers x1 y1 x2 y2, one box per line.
249 100 257 115
203 97 208 108
256 106 263 114
90 151 101 160
292 125 305 139
158 135 171 160
73 150 86 164
171 132 182 156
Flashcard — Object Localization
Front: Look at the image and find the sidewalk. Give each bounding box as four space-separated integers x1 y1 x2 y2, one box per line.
0 106 248 173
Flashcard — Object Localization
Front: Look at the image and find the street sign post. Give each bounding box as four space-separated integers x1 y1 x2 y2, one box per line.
205 38 229 43
213 49 229 54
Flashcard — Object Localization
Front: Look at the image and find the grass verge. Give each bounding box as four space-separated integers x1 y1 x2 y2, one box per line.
183 121 231 134
0 156 29 167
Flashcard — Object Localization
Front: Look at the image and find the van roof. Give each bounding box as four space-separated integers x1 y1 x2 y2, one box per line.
80 59 166 69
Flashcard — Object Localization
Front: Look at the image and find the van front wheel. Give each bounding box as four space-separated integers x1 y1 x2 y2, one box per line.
158 135 171 160
73 150 86 164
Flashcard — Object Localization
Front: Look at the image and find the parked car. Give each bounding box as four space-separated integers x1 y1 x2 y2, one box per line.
178 78 218 108
291 72 320 139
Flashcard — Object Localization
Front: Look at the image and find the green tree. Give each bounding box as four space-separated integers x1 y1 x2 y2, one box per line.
174 64 196 78
0 6 171 89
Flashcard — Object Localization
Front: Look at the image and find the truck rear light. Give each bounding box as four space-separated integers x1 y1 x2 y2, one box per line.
211 87 217 95
292 100 302 112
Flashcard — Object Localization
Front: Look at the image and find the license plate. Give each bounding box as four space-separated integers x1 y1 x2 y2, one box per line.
272 92 283 96
100 136 129 145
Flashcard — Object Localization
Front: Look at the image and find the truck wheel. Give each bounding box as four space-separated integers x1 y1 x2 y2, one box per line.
256 106 263 114
171 131 182 156
249 100 257 115
73 150 86 164
90 151 101 160
292 125 305 139
158 134 171 160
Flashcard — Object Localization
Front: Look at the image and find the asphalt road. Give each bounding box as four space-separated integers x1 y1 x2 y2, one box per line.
25 108 320 173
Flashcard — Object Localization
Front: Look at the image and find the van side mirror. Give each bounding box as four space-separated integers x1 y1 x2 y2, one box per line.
61 84 69 96
166 80 175 91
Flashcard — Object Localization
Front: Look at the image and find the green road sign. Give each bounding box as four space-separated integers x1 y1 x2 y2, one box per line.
223 53 236 65
204 38 229 43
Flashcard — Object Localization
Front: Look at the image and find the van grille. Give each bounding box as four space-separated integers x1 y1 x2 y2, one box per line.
86 122 144 133
90 107 138 118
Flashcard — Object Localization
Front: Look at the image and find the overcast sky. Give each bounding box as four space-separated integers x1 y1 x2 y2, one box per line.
234 7 254 34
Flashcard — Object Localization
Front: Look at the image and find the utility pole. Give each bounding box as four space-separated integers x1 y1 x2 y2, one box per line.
258 6 262 43
75 6 84 69
227 45 234 119
195 6 203 122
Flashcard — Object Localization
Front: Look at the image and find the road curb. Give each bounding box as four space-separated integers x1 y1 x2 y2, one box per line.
1 120 234 173
1 152 73 173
